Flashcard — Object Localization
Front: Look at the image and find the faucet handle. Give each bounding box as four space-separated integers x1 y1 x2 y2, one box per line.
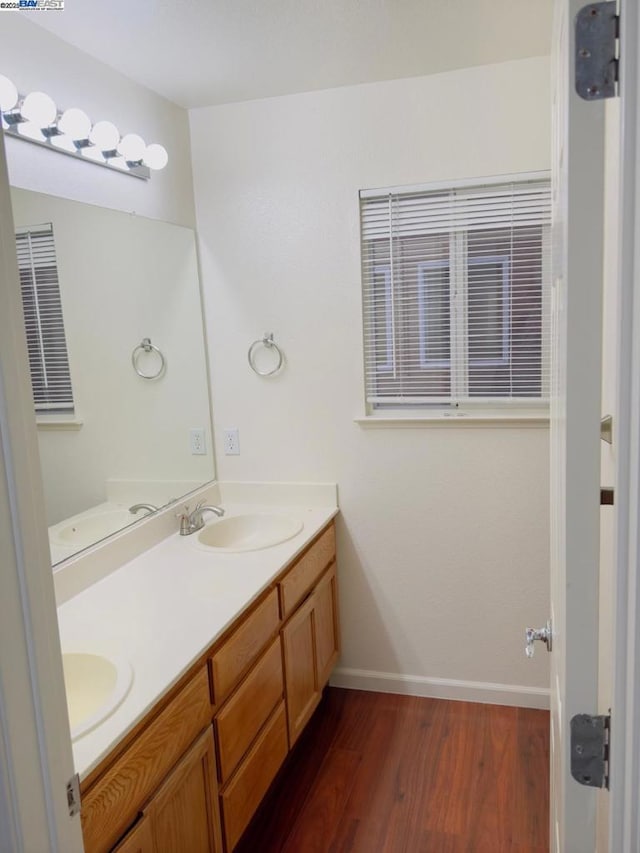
176 506 192 536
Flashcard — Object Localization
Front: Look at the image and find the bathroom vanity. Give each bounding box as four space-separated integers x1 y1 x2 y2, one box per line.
8 171 341 853
56 492 339 853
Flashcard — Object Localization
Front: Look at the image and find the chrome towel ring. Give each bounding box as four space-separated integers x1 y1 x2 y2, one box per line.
248 333 284 376
131 337 166 380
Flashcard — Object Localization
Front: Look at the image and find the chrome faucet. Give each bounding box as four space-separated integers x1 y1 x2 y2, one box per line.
129 503 159 516
177 501 225 536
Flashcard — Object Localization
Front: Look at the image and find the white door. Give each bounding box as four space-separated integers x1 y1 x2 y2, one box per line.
608 1 640 849
0 125 84 850
549 1 609 851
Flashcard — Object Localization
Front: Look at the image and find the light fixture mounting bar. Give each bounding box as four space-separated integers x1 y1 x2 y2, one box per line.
2 124 150 180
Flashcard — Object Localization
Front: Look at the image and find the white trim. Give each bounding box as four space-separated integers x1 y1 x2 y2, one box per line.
36 415 83 431
354 413 550 428
359 169 552 199
611 1 640 849
329 667 550 710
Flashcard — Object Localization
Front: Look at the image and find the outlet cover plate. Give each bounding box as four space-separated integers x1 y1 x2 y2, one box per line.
224 428 240 455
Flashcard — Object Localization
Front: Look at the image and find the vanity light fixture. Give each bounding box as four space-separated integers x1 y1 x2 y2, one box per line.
0 75 169 180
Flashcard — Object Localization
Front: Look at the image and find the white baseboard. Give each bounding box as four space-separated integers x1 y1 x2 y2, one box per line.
329 667 550 710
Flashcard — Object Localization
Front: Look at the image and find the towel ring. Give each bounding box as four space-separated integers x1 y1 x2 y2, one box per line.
132 337 166 380
248 333 284 376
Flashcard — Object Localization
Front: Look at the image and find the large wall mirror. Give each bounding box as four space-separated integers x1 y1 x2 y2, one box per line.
10 188 215 566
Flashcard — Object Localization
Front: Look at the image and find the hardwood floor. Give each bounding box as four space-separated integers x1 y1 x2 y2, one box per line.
235 688 549 853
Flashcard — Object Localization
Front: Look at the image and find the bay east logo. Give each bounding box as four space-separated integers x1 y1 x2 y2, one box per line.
19 0 64 8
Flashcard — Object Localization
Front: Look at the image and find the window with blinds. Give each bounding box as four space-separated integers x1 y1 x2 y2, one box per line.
15 224 75 415
360 176 552 410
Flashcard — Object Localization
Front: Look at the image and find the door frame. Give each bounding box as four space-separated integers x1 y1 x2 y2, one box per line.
610 0 640 849
0 129 84 850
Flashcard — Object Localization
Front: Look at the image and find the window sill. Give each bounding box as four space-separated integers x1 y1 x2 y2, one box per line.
36 415 84 431
354 411 550 428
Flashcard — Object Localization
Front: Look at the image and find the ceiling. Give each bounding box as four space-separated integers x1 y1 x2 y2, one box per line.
26 0 553 109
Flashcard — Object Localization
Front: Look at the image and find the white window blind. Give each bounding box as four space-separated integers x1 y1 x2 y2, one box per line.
360 177 552 409
15 224 74 414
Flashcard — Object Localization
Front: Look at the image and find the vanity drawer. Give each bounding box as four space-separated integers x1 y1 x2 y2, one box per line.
215 635 284 784
220 701 288 852
210 588 280 704
279 523 336 618
82 667 212 853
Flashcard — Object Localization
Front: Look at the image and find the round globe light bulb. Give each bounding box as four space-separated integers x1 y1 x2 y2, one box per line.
58 108 91 140
89 120 120 151
21 91 57 127
0 75 18 112
117 133 146 162
143 143 168 170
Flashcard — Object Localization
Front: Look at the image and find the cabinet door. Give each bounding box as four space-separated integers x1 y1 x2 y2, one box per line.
314 563 340 688
111 816 155 853
281 593 320 746
82 667 212 853
146 728 222 853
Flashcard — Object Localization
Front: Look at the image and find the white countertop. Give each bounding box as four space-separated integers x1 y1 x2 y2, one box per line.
57 499 337 781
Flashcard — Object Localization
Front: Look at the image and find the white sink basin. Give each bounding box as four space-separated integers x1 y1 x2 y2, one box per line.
54 510 137 546
195 513 303 552
62 652 133 741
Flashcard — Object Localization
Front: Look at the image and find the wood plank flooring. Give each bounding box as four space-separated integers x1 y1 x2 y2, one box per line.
235 688 549 853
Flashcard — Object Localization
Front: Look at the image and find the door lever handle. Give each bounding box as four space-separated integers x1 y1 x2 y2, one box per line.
525 620 552 658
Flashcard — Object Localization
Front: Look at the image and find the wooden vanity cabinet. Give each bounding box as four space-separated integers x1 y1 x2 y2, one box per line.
279 524 336 618
214 635 284 784
81 520 339 853
210 589 280 705
281 561 340 746
110 729 222 853
146 728 222 853
213 631 287 850
81 666 214 853
219 701 289 851
111 816 154 853
314 562 340 686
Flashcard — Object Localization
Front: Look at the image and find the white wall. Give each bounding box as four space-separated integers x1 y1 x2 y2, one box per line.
1 15 195 227
10 188 212 527
190 56 552 702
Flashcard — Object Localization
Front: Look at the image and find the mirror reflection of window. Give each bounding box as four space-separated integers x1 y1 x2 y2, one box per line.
15 224 75 416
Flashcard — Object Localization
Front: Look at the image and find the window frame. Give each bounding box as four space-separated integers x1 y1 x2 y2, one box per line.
358 171 552 422
15 223 75 418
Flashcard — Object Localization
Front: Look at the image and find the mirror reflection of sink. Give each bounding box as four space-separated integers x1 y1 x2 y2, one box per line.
62 652 133 742
195 514 303 552
54 510 138 546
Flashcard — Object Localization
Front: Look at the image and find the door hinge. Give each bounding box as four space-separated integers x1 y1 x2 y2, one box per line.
570 713 610 790
575 2 619 100
66 773 81 817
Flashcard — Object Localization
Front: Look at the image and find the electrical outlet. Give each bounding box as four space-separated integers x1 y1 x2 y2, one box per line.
190 428 206 455
224 428 240 455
